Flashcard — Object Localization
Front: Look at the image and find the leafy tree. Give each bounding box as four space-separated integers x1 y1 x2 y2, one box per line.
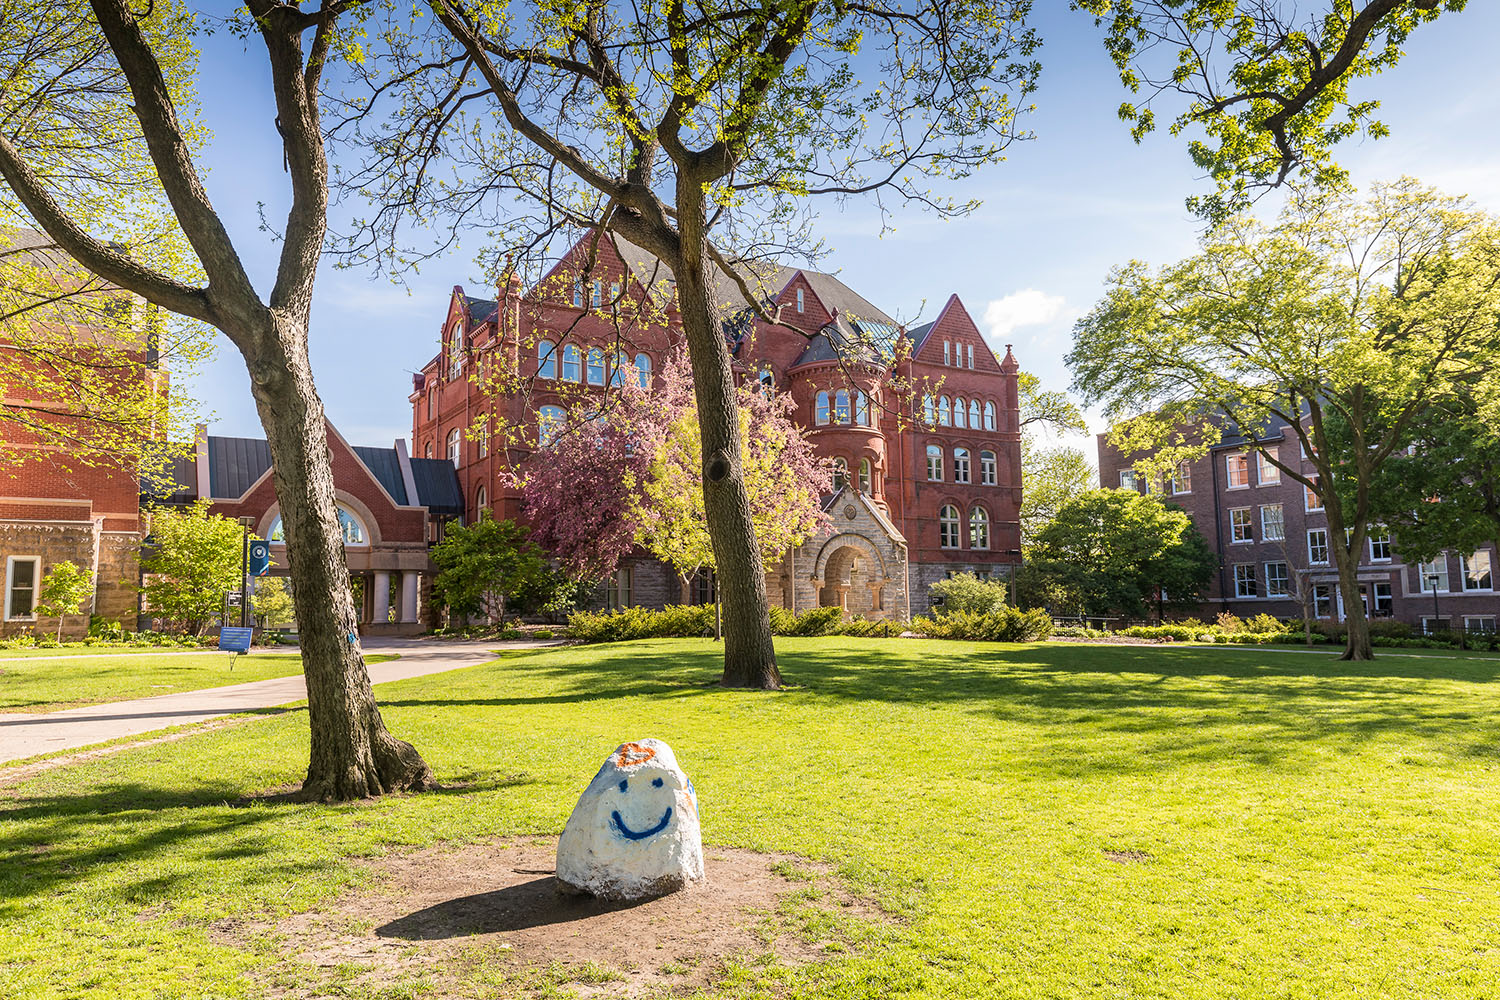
928 572 1010 617
1069 181 1500 659
344 0 1040 690
35 560 95 641
1079 0 1466 219
252 576 296 629
139 500 242 635
1022 489 1216 619
0 0 431 798
429 514 557 623
1021 445 1095 546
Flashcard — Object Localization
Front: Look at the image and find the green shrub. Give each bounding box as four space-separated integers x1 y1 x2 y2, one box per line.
779 606 845 636
532 629 555 640
1215 612 1244 633
1117 624 1202 642
911 608 1052 642
1243 613 1284 634
1051 625 1108 638
927 572 1009 617
567 605 717 643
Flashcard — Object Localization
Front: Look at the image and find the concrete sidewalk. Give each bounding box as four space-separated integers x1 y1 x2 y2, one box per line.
0 637 557 765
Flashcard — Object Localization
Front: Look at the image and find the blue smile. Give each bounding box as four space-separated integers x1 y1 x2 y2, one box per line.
611 806 673 841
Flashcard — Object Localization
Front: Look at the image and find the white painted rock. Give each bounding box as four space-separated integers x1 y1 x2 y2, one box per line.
555 738 703 901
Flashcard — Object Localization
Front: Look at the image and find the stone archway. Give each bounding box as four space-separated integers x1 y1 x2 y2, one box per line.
812 533 890 617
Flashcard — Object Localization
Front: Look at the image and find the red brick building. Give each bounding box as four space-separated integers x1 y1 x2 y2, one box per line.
410 234 1023 617
1098 417 1499 631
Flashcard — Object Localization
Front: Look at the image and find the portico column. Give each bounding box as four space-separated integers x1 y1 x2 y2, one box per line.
399 571 420 623
372 571 391 625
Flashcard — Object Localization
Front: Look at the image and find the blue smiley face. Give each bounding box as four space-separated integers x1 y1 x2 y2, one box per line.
609 775 674 841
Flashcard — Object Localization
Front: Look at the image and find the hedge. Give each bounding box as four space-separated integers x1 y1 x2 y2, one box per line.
910 608 1053 642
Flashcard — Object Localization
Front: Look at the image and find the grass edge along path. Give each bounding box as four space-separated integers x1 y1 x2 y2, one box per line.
2 637 1497 999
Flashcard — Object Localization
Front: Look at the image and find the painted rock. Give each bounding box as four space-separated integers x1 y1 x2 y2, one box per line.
555 738 704 901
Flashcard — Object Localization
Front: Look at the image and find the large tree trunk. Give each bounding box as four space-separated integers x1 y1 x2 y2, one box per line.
669 221 779 689
247 314 434 798
1332 549 1373 661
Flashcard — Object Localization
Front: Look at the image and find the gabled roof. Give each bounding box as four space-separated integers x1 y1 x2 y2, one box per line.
408 457 465 515
352 446 409 505
789 314 901 369
207 435 273 499
907 320 936 351
462 293 498 326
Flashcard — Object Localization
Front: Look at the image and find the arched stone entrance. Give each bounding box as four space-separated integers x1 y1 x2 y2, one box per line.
812 533 890 617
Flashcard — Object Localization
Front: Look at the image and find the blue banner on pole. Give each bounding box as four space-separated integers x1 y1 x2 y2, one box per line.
248 540 272 577
219 626 253 654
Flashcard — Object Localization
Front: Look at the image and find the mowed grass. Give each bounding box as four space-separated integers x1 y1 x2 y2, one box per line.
0 652 391 713
3 637 1499 999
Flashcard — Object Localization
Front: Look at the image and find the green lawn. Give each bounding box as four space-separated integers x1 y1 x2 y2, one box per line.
0 652 391 713
0 645 208 660
3 637 1498 998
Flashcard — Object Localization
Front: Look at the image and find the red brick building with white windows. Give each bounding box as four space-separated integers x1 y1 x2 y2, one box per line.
410 233 1024 618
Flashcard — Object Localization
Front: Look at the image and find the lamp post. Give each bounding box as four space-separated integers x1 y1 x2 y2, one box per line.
1426 570 1441 634
238 516 256 629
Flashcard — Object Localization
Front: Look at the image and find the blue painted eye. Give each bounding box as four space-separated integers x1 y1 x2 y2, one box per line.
652 777 664 788
618 779 628 792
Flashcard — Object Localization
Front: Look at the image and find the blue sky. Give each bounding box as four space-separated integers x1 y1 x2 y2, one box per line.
184 4 1500 462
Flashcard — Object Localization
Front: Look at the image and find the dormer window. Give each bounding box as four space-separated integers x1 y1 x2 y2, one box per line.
796 287 804 313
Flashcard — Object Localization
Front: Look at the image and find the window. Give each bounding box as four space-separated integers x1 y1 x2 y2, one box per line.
1119 469 1138 491
610 281 620 305
944 341 951 365
1419 557 1449 593
951 396 966 428
591 280 602 309
1374 582 1393 617
980 450 997 486
537 405 566 447
426 388 435 420
610 350 630 387
983 401 996 431
572 280 583 307
954 447 971 484
634 353 652 389
1314 584 1334 618
1466 615 1497 633
447 427 462 467
447 324 463 380
268 508 369 546
1369 529 1392 562
693 571 715 606
1462 551 1493 591
1169 461 1192 495
938 396 951 426
606 567 632 609
476 486 487 511
859 458 872 493
834 389 851 423
927 444 944 481
1226 453 1249 489
1266 562 1290 597
922 395 936 425
1308 528 1329 565
969 399 981 427
586 347 605 385
4 556 38 620
758 366 775 393
832 457 848 492
969 506 990 550
939 504 961 548
477 415 488 458
1233 564 1258 598
1257 447 1280 485
815 391 830 425
562 344 582 381
855 390 869 426
796 287 804 313
1305 476 1323 511
967 344 974 369
424 443 433 459
1230 508 1253 543
531 340 553 380
1260 504 1285 541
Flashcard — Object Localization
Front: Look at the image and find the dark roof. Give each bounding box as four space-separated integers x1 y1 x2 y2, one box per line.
789 315 900 369
409 457 465 515
351 446 409 505
140 450 196 505
208 435 273 499
907 320 936 350
464 294 498 325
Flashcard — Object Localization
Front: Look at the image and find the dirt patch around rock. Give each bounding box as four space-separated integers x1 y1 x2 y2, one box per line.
217 837 889 998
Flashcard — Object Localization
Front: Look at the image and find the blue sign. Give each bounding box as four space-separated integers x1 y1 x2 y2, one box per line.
248 540 272 577
218 626 253 654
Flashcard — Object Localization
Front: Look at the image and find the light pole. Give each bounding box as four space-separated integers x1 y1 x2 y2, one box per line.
238 516 256 629
1426 570 1441 634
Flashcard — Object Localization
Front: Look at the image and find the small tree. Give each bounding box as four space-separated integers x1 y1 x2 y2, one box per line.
252 576 296 630
429 514 556 624
928 573 1009 618
35 560 94 641
139 500 242 635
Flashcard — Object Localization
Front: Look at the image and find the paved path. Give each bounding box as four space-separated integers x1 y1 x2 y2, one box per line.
0 637 557 765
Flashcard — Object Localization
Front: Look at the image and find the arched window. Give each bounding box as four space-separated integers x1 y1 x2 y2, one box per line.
586 347 605 385
954 447 971 484
969 506 991 550
269 507 369 547
859 458 872 494
424 442 433 460
926 444 943 481
855 390 869 426
447 427 462 467
476 486 487 511
969 398 981 427
980 450 997 486
953 396 967 428
983 401 996 431
477 415 488 458
939 504 961 549
815 391 830 425
562 343 582 381
634 353 652 389
426 388 435 420
834 389 850 423
923 394 936 425
572 280 584 308
447 324 463 380
832 457 848 491
537 405 566 447
537 340 556 379
938 395 952 426
610 350 631 387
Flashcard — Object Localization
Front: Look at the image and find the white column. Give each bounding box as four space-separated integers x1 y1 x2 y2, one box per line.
372 571 391 625
399 571 420 623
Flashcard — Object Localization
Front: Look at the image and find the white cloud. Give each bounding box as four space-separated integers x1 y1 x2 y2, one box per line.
982 288 1069 341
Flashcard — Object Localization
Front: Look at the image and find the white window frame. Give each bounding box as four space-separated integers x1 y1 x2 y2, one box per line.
1307 528 1329 565
1305 478 1324 512
980 450 997 487
939 505 961 549
1260 503 1285 542
815 391 830 425
1373 582 1393 617
1265 561 1290 597
1313 584 1334 619
1171 461 1192 495
1225 452 1250 490
969 506 990 550
1462 551 1493 592
954 447 971 485
927 445 944 482
1418 557 1450 594
1233 564 1258 599
796 287 804 313
1119 469 1138 491
983 401 996 431
1229 507 1253 544
447 427 462 467
953 396 967 428
967 344 974 369
943 341 951 366
1465 615 1497 633
1369 529 1392 562
1257 447 1280 485
4 556 40 620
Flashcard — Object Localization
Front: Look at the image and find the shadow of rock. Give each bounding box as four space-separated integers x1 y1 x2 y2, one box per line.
376 876 653 939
